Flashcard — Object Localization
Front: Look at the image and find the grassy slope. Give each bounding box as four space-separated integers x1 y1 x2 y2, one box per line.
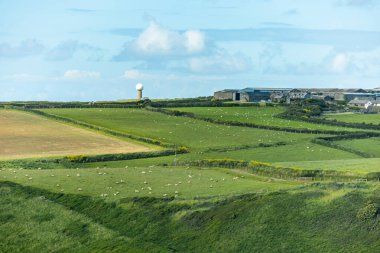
39 108 306 151
0 183 149 253
39 108 359 163
2 107 380 252
171 106 362 132
275 158 380 173
335 137 380 158
0 166 298 200
324 112 380 124
2 181 380 253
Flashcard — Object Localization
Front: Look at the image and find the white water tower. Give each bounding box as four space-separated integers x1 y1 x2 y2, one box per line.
136 83 144 100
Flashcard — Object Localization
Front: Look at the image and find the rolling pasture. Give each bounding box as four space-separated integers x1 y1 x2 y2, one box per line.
1 106 380 252
0 109 152 160
171 106 361 132
324 112 380 124
275 158 380 173
335 137 380 158
0 166 298 200
39 108 361 163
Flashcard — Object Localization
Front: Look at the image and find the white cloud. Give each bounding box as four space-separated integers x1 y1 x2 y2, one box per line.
184 30 205 53
135 22 206 55
330 53 349 73
63 70 100 80
114 21 207 60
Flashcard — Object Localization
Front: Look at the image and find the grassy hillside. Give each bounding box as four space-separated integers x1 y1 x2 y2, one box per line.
2 106 380 252
324 112 380 124
335 137 380 158
0 166 298 200
171 106 361 132
2 181 380 252
39 108 359 163
275 158 380 173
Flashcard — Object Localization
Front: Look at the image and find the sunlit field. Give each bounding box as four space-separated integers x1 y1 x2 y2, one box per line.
0 110 152 160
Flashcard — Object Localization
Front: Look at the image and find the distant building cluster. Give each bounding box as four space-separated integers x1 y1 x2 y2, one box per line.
214 87 380 112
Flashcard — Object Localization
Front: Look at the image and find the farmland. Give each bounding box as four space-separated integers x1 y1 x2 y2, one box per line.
0 109 152 160
324 112 380 124
275 158 380 173
0 166 298 200
335 137 380 158
38 108 360 163
1 105 380 252
170 106 362 132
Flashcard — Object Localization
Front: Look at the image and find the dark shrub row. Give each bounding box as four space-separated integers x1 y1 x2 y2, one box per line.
203 142 287 153
63 148 188 163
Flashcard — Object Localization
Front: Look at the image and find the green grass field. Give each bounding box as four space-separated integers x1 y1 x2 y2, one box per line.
39 108 304 151
38 108 360 163
0 166 299 200
335 137 380 158
324 112 380 124
0 183 134 252
171 106 362 132
3 181 380 252
2 106 380 252
275 158 380 173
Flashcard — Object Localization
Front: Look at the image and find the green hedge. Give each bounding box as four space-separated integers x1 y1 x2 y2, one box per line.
63 148 188 163
203 142 287 153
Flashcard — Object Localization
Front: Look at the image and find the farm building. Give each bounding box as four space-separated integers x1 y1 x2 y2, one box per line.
310 95 335 103
213 89 239 100
348 98 373 109
344 93 376 102
214 87 291 102
367 105 380 113
286 89 311 103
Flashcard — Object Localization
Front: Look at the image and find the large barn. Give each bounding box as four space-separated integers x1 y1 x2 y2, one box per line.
214 87 291 102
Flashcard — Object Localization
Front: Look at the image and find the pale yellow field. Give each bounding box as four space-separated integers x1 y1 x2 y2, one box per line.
0 110 152 160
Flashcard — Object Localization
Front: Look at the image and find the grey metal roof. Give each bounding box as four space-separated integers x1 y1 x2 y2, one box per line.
348 99 373 104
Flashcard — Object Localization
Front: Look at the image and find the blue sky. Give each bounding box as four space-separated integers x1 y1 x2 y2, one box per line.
1 0 380 101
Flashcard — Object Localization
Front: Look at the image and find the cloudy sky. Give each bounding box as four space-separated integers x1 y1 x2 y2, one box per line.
1 0 380 101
